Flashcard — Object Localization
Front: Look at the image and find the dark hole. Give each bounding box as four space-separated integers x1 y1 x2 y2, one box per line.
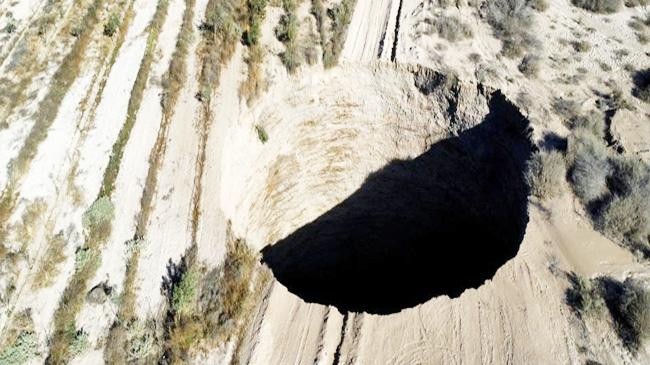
261 92 533 314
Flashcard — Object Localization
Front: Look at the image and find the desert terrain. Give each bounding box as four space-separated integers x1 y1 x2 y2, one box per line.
0 0 649 364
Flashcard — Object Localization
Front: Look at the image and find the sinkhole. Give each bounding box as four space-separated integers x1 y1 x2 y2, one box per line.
237 66 534 314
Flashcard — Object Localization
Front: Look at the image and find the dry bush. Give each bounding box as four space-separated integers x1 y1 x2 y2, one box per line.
599 277 650 350
567 128 610 204
526 150 566 200
429 15 473 42
518 54 541 77
571 0 622 13
481 0 540 58
598 156 650 252
632 68 650 103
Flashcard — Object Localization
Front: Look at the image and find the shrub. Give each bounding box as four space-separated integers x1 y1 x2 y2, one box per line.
431 15 473 42
172 269 199 315
323 0 356 68
103 13 120 36
526 150 566 200
598 156 650 250
482 0 539 58
0 332 38 365
567 129 610 203
565 272 606 316
572 40 591 52
599 277 650 350
82 197 114 231
571 0 622 13
518 54 541 77
69 330 89 357
275 13 298 42
255 125 268 143
632 68 650 103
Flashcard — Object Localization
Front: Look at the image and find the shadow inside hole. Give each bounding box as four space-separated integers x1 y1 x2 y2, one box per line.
261 92 534 314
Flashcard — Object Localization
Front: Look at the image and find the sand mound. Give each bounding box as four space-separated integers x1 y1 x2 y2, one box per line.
222 64 533 314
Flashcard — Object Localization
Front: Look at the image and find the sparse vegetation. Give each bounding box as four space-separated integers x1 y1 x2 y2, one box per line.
564 110 650 256
160 0 195 116
0 0 105 248
526 150 566 200
160 232 267 363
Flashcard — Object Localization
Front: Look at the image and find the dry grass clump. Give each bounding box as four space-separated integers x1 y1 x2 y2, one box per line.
526 150 566 200
571 0 622 13
567 273 650 351
241 43 266 103
32 232 67 289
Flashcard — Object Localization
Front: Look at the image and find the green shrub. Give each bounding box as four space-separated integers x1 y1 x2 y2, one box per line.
0 332 38 365
70 330 89 357
82 196 115 231
255 125 268 143
172 269 199 315
103 13 120 36
526 150 566 200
